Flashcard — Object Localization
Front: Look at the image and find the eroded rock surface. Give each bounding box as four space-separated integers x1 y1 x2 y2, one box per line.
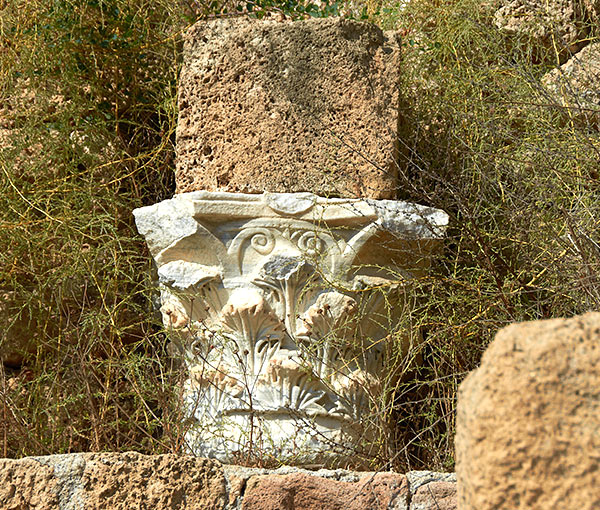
0 455 456 510
0 457 58 510
411 481 456 510
0 452 227 510
494 0 599 55
456 313 600 509
176 17 401 199
240 472 408 510
542 41 600 122
408 471 457 510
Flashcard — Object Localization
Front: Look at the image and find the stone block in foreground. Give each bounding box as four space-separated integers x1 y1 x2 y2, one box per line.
0 452 226 509
0 454 455 510
456 313 600 509
176 17 401 199
241 471 407 510
230 467 455 510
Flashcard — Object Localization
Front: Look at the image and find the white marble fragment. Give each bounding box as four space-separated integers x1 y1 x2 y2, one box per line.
134 191 448 466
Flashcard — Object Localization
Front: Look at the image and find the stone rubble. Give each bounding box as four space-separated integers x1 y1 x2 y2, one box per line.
494 0 599 56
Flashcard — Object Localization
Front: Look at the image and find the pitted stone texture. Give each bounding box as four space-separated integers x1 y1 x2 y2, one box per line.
494 0 599 55
411 482 456 510
407 471 456 510
0 458 58 510
225 464 382 508
0 452 227 510
241 472 408 510
0 457 454 510
177 17 401 199
542 42 600 122
224 465 456 510
456 313 600 510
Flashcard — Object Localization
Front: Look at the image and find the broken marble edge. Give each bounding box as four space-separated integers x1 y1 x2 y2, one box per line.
133 191 450 253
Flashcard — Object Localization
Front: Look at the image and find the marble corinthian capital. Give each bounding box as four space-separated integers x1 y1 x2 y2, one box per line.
134 191 448 466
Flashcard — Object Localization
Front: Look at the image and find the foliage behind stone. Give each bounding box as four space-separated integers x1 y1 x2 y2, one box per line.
1 0 600 472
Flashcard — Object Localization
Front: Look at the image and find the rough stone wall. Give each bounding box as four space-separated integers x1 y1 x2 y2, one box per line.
0 452 456 510
0 452 227 510
176 17 401 199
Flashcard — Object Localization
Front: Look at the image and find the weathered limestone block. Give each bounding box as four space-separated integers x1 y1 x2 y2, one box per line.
134 191 448 466
411 481 456 510
542 42 600 123
240 472 408 510
176 17 401 199
0 457 58 510
225 465 455 510
456 313 600 509
0 452 227 510
0 455 456 510
408 471 457 510
494 0 599 55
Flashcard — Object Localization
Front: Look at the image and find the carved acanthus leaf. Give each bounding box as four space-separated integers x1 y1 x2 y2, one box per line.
296 292 359 380
331 368 382 419
219 290 286 377
187 367 245 418
255 355 328 413
253 255 321 337
160 294 191 330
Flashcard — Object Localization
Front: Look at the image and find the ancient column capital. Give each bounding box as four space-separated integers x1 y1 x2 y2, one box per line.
134 191 448 466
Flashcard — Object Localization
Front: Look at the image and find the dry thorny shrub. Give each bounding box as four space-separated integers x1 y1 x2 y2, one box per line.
1 0 182 457
1 0 599 471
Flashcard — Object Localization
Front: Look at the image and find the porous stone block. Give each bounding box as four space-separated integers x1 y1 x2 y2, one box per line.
456 313 600 510
0 457 456 510
408 471 457 510
0 457 58 510
0 452 227 510
240 472 408 510
176 17 401 199
411 481 456 510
